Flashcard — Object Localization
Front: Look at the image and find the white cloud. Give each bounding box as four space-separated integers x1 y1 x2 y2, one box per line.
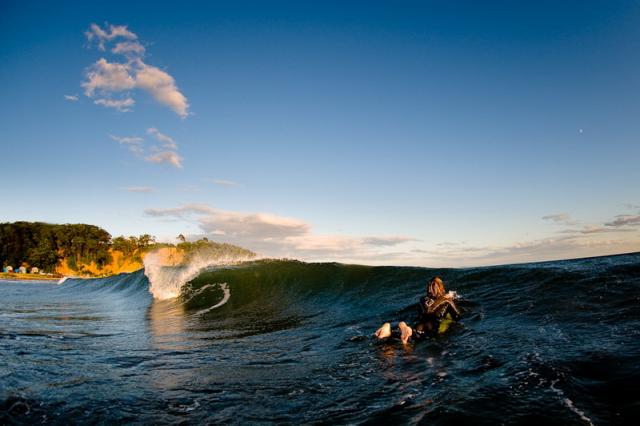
112 41 145 56
64 94 79 101
86 23 137 51
82 24 189 118
110 129 182 167
82 58 135 97
94 97 135 112
122 186 154 193
135 62 189 118
200 211 309 239
145 151 183 169
145 128 181 164
147 127 177 149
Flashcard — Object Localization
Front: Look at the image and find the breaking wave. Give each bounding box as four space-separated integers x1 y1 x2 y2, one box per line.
143 249 257 300
4 251 638 424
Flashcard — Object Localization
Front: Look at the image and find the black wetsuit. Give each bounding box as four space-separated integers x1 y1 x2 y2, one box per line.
412 295 461 340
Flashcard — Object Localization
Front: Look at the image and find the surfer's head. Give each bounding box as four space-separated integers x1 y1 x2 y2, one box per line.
427 277 446 299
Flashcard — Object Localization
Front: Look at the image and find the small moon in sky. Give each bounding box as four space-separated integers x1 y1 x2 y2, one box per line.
579 128 584 134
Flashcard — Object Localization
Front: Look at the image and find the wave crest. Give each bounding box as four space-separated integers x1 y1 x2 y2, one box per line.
143 248 257 300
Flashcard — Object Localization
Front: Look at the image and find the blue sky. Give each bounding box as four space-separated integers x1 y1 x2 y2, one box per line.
1 0 639 266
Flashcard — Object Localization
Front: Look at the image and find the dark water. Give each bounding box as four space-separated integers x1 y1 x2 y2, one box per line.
1 253 639 425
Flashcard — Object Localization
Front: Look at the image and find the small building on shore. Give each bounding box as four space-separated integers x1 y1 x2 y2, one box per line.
17 266 27 274
30 267 39 274
3 266 13 273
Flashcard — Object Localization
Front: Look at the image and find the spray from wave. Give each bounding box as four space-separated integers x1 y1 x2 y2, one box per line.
143 247 258 300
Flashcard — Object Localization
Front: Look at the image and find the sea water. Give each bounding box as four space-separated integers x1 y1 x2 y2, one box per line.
1 253 639 424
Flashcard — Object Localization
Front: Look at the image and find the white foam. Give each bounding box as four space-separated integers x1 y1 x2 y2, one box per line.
182 283 221 303
144 249 257 300
193 283 231 315
550 380 594 426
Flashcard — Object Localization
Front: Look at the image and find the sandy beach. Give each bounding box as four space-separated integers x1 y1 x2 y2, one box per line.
0 272 62 282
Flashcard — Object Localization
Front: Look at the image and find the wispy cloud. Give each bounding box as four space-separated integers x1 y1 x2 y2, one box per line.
85 23 137 51
110 133 143 155
403 232 639 267
122 186 154 193
145 151 183 169
207 179 242 188
605 215 640 228
557 225 634 235
94 97 135 112
145 127 181 167
109 134 143 145
451 237 636 266
361 236 418 246
64 94 79 101
549 210 640 236
147 127 176 149
82 23 189 118
112 41 145 56
542 213 577 225
110 128 182 168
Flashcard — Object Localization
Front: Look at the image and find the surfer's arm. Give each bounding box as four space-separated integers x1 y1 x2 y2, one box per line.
446 300 462 320
427 298 461 320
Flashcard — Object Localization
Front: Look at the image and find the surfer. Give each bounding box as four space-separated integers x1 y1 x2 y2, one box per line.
374 276 461 344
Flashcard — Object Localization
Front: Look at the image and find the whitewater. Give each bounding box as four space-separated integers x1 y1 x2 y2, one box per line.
1 252 639 424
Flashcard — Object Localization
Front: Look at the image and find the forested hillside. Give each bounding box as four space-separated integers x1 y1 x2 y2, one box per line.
0 222 254 276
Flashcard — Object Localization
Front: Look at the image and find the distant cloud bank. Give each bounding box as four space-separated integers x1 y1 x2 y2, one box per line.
144 203 417 262
142 204 640 266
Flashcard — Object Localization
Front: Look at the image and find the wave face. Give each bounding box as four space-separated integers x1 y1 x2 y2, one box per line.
1 252 639 424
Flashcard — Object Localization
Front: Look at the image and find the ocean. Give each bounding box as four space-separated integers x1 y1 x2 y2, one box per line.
1 253 639 424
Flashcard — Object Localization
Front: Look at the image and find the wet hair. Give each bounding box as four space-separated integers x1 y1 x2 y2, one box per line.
427 276 446 298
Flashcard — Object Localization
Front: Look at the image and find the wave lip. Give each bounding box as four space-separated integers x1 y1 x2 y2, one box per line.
143 248 257 300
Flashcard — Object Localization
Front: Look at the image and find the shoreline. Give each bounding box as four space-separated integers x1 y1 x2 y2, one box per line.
0 272 63 282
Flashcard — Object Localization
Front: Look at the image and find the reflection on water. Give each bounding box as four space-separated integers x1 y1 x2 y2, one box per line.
147 298 188 351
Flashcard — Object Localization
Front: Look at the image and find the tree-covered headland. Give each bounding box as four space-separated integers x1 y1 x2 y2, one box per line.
0 221 254 277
